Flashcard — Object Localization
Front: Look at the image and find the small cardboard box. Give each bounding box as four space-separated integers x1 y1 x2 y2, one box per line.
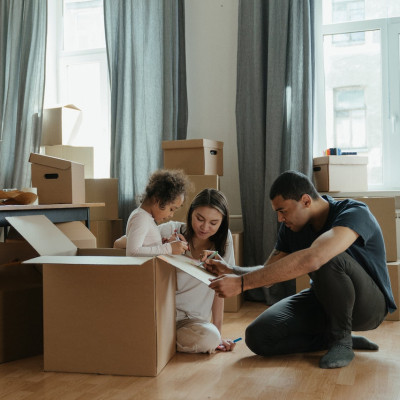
386 262 399 321
169 175 219 223
313 156 368 192
85 179 119 220
41 104 82 146
162 139 223 176
8 215 215 376
43 145 94 179
29 153 85 204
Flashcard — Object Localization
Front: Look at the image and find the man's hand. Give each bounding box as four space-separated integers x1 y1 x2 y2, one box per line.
209 274 242 298
203 258 234 276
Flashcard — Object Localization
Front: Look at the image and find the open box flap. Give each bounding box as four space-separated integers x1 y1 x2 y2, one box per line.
24 255 153 265
157 254 214 285
6 215 77 256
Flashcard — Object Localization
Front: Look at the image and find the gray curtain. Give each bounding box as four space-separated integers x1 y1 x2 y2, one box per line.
236 0 314 304
104 0 187 227
0 0 47 189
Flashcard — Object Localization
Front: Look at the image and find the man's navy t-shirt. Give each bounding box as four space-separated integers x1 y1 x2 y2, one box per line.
276 195 396 313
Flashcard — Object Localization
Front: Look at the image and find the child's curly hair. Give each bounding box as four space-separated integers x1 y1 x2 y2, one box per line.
144 169 191 208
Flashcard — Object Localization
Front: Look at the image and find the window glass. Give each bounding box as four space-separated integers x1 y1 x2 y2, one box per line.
63 0 105 51
323 0 400 24
322 29 383 185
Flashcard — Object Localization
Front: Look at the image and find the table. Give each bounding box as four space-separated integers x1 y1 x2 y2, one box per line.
0 203 105 231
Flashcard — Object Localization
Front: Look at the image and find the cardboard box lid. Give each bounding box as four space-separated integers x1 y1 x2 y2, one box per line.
10 216 215 284
29 153 84 170
313 155 368 166
6 215 77 256
162 139 223 150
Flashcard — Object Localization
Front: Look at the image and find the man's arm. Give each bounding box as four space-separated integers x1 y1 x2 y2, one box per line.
209 226 359 297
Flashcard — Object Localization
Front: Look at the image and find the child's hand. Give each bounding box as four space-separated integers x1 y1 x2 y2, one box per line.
171 240 189 255
216 338 237 352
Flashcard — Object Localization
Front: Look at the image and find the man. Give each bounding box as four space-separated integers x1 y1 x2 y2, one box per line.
205 170 396 369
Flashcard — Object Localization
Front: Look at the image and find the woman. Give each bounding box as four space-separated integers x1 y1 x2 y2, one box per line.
115 188 236 353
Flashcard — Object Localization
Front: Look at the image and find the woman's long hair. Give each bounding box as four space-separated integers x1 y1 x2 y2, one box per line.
185 189 229 257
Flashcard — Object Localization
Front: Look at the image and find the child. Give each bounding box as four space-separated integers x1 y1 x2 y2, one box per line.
125 169 190 256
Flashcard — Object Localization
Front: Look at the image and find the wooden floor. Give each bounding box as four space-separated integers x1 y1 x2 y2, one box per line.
1 301 400 400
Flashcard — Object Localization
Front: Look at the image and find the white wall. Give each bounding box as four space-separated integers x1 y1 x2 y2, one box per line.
185 0 242 227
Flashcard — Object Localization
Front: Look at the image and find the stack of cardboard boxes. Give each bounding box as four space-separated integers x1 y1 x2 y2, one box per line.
295 158 400 321
162 139 244 312
85 179 123 248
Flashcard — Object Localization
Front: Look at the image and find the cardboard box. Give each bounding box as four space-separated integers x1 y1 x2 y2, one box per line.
41 104 82 146
8 215 215 376
89 219 123 248
85 179 119 220
313 156 368 192
397 210 400 260
56 221 97 248
29 153 85 204
162 139 223 176
224 231 244 313
0 262 43 363
386 262 400 321
354 197 397 262
43 145 94 179
170 175 219 223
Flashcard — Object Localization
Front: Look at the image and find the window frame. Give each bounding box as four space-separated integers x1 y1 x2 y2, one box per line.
314 1 400 189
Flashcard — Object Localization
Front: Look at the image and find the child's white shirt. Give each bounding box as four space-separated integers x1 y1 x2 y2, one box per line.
125 207 172 256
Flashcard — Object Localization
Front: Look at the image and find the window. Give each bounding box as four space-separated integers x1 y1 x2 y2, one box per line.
315 0 400 188
44 0 110 178
334 87 367 149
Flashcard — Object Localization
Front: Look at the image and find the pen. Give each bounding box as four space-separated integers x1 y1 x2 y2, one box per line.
197 250 218 267
233 337 242 343
174 229 181 241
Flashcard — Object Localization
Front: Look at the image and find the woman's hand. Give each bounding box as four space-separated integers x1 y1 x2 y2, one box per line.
216 338 237 352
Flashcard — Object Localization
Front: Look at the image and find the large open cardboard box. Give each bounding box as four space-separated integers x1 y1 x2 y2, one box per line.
313 156 368 192
29 153 85 204
162 139 224 176
7 215 215 376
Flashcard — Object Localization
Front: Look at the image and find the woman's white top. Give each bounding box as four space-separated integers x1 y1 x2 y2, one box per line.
125 207 172 256
158 221 235 322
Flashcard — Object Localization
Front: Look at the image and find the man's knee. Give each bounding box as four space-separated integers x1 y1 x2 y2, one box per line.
245 318 276 356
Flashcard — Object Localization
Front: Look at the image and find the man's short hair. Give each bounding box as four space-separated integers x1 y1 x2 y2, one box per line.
269 170 319 201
